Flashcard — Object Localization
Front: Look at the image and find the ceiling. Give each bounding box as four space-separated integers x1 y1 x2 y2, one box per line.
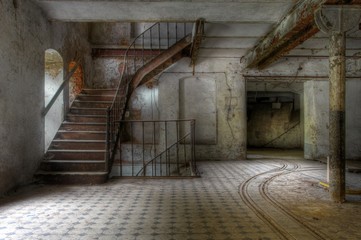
34 0 361 69
34 0 297 57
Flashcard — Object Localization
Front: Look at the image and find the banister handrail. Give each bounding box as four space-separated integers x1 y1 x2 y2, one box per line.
43 60 81 116
109 22 159 111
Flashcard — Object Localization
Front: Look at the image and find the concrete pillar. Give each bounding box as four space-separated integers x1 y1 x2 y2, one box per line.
315 6 361 203
328 31 346 202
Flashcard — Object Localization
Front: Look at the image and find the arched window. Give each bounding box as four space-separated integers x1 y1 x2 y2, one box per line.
44 49 64 151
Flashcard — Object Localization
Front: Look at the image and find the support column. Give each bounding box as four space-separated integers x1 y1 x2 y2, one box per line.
315 6 361 203
329 31 346 202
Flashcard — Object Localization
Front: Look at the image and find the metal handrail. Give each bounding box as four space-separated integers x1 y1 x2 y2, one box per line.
105 22 194 173
43 60 81 116
115 119 197 177
135 132 192 177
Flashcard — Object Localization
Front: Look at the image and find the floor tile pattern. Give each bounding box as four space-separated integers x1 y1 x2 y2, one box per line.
0 159 360 240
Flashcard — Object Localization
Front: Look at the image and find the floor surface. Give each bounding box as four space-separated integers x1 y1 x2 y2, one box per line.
1 151 360 240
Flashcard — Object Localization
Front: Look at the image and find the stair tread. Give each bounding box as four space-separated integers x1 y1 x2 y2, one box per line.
52 139 106 143
42 160 105 163
67 114 106 117
36 171 108 175
82 88 116 91
70 107 108 110
58 130 105 133
73 100 112 103
47 149 106 152
62 122 106 125
77 94 114 97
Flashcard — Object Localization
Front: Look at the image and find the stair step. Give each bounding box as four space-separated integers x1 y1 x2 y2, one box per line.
45 149 105 160
49 140 106 150
71 100 112 108
70 107 108 115
40 160 106 172
60 122 107 131
81 88 117 95
76 94 114 102
35 171 108 184
66 114 107 123
55 131 106 140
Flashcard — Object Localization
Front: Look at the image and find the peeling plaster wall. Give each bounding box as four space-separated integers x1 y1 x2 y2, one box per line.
346 80 361 160
156 58 247 161
90 22 132 46
116 57 246 162
0 0 92 195
304 81 329 160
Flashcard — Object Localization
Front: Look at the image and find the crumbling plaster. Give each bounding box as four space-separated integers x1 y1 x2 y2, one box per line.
127 57 247 161
0 0 92 195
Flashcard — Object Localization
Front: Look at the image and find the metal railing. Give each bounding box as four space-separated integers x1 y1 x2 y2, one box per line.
112 119 198 177
43 60 81 117
105 22 194 173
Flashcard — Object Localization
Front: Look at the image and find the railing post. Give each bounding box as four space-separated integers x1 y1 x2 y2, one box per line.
167 22 169 48
176 22 178 41
158 23 161 53
105 107 111 172
190 119 196 176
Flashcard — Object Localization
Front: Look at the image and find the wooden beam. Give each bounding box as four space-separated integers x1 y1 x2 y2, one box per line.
244 0 361 69
244 0 326 69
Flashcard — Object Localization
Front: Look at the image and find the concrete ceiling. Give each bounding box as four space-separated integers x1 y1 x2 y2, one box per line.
33 0 361 69
34 0 295 23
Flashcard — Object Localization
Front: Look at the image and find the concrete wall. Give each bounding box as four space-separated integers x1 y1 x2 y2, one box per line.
0 0 92 195
304 81 329 160
126 57 247 161
90 22 132 46
304 80 361 160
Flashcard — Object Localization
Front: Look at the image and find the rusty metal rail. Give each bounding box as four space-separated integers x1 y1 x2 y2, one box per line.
105 22 194 173
112 119 198 177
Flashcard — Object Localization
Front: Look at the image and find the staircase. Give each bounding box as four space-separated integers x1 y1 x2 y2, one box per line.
37 20 204 184
37 89 115 184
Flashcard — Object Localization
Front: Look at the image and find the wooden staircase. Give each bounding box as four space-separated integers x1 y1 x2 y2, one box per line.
36 89 115 184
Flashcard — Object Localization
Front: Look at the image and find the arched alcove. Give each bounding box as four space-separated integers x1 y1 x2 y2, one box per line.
69 61 84 106
44 49 64 151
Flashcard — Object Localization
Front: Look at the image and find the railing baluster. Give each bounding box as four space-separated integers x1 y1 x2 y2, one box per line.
184 22 186 38
153 121 156 176
107 21 196 178
167 22 169 48
176 121 179 174
158 23 161 53
142 34 144 66
150 27 153 51
176 22 178 41
165 121 168 176
131 122 134 176
119 134 122 176
142 121 145 176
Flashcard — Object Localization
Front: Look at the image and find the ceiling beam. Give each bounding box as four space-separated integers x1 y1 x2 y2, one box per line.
243 0 361 69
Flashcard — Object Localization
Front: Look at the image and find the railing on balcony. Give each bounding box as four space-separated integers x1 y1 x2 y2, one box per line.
105 22 194 173
111 119 198 177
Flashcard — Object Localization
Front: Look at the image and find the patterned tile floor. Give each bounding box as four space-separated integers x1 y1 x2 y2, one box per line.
1 153 360 240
